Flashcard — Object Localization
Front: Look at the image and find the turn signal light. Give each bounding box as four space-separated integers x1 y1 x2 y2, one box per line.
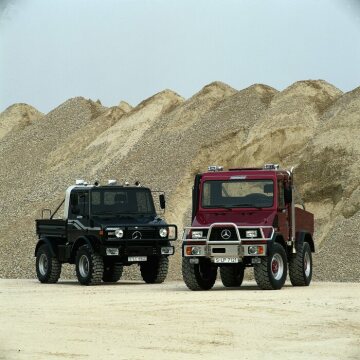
186 247 192 256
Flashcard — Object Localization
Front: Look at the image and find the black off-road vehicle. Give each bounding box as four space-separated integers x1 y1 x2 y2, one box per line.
35 180 177 285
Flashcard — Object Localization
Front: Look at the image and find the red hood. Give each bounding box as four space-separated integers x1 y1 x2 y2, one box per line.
193 209 276 227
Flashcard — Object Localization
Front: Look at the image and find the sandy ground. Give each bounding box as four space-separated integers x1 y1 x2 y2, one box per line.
0 280 359 360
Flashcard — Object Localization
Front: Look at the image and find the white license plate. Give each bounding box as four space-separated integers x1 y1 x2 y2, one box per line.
128 256 147 262
214 257 239 263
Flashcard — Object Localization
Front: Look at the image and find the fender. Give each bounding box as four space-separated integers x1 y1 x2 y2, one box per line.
34 237 56 257
70 235 100 260
296 231 315 252
267 232 286 254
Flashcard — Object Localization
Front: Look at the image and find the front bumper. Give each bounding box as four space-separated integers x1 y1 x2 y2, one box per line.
182 223 274 263
99 243 175 263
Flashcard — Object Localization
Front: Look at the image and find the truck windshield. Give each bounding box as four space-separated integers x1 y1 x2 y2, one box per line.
90 188 156 215
202 180 274 208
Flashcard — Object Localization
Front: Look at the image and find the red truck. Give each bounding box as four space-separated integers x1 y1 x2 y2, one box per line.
182 164 314 290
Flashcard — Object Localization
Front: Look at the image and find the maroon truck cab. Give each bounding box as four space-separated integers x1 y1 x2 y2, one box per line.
182 164 315 291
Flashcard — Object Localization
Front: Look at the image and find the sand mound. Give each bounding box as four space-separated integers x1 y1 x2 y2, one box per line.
0 103 43 140
0 80 359 282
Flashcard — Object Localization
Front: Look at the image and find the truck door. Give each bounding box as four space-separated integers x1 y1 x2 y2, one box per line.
68 190 90 235
277 180 290 240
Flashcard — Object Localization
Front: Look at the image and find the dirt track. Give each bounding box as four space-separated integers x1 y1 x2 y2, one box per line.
0 280 359 360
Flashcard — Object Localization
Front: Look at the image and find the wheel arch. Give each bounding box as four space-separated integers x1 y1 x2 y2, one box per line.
273 233 286 250
296 231 315 252
35 237 56 257
70 236 100 262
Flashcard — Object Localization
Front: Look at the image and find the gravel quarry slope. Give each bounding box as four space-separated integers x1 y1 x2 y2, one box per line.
0 80 359 281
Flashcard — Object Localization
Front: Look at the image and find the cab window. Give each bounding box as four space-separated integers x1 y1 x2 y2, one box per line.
69 191 89 218
278 182 285 209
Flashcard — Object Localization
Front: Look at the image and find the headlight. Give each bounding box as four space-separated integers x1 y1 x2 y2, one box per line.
192 230 203 239
115 229 124 238
191 246 202 255
159 228 168 238
248 245 264 255
246 230 257 238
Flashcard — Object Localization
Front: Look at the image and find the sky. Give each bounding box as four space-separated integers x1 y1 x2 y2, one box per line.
1 0 360 113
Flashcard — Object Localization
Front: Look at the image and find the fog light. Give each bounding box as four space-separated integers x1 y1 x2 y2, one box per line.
115 229 124 238
159 228 168 238
106 248 119 256
246 230 257 238
248 246 258 255
161 246 174 255
189 258 199 264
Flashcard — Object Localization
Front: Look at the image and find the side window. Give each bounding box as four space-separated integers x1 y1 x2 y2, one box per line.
69 192 89 218
278 182 285 209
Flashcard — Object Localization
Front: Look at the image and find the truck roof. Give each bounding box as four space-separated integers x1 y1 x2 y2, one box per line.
200 168 290 180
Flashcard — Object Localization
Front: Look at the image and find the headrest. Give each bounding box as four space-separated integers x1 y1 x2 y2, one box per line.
263 184 274 194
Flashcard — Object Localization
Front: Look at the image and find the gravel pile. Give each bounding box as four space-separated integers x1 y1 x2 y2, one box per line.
0 81 359 282
314 211 360 282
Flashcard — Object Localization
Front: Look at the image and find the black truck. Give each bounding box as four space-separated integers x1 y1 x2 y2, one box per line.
35 180 177 285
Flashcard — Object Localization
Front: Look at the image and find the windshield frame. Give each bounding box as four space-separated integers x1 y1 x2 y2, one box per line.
200 179 275 210
89 187 156 217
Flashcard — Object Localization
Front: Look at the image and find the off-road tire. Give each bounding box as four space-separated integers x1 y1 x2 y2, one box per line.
254 243 287 290
220 263 245 287
102 263 123 283
75 245 104 285
140 256 169 284
289 242 312 286
36 244 62 283
182 258 217 291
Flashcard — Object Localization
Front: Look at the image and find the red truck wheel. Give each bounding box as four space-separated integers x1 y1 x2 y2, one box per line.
289 242 313 286
182 258 217 291
254 243 287 290
220 264 245 287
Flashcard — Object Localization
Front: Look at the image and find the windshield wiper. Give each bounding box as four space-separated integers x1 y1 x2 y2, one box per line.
230 204 263 209
93 212 116 216
206 206 233 211
115 214 138 219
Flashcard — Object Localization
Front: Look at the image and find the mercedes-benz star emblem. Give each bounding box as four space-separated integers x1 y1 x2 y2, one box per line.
132 231 142 240
221 229 231 240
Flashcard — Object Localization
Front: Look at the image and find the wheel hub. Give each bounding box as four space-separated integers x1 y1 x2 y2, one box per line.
39 253 48 276
271 253 284 280
79 255 90 278
304 252 311 277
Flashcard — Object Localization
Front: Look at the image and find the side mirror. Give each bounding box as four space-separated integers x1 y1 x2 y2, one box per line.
284 186 292 204
159 194 166 209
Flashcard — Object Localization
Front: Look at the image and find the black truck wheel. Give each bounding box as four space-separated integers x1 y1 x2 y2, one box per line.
254 243 287 290
220 263 245 287
289 242 312 286
36 244 62 283
75 245 104 285
102 263 124 283
140 256 169 284
182 258 217 291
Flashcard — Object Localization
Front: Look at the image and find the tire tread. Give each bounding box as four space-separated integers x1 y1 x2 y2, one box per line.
289 242 312 286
